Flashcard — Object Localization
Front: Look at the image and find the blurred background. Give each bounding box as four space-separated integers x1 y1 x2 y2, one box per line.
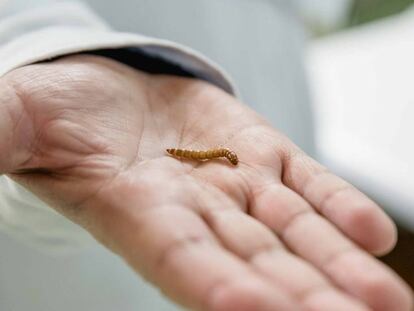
305 0 414 293
1 0 414 310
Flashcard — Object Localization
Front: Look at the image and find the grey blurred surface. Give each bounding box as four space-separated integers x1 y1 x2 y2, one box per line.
0 233 180 311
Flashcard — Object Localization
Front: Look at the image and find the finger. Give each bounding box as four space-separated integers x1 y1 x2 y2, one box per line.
281 151 396 255
202 207 370 310
0 78 32 173
99 204 301 311
251 183 413 311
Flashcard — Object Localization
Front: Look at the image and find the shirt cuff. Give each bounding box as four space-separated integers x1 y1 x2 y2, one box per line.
0 26 237 96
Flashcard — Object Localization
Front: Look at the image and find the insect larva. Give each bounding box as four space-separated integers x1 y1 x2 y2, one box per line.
166 148 239 165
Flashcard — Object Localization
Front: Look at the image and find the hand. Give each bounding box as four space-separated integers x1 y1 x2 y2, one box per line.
0 55 412 311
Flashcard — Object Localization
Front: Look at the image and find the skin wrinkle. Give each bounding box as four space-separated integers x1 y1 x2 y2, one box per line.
202 179 245 214
3 109 21 170
119 195 219 274
249 243 287 264
244 238 282 264
249 247 333 304
218 123 268 150
46 120 107 155
250 182 284 202
145 78 164 144
280 149 315 190
279 150 299 188
8 75 83 170
172 88 207 150
299 166 330 196
280 209 315 241
3 80 37 171
177 109 187 149
51 161 122 221
112 202 212 276
184 97 219 146
235 167 256 215
228 128 286 180
177 100 219 150
155 235 214 274
123 113 145 171
243 160 282 179
150 78 212 151
154 234 214 276
123 85 146 163
72 167 174 246
24 120 95 169
190 166 249 213
320 247 360 273
181 99 263 151
253 251 356 310
318 185 354 215
298 285 335 305
203 276 233 311
300 170 353 222
181 104 225 148
301 170 332 198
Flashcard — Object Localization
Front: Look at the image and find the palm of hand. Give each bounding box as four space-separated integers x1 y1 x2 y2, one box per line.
2 55 412 311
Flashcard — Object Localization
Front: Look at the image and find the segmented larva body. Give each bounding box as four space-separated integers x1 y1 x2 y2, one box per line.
166 148 239 165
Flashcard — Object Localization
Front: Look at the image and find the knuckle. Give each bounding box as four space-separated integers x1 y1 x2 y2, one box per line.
156 235 207 270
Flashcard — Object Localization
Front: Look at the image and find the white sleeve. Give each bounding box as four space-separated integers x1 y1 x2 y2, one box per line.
0 0 236 252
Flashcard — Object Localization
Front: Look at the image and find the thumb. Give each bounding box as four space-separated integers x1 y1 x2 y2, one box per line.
0 77 34 174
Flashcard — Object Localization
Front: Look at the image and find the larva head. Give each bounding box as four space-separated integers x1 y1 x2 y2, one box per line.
226 150 239 165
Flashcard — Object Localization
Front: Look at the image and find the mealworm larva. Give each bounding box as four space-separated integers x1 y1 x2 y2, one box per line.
166 148 239 165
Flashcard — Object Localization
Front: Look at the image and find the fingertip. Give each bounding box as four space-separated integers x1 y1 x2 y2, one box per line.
368 213 398 256
346 201 398 256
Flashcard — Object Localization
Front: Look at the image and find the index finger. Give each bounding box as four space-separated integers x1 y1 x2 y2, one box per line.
282 150 397 255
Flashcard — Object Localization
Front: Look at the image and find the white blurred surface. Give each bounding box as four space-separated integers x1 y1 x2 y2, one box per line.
308 7 414 229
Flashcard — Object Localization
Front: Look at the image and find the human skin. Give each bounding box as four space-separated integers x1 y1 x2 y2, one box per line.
0 55 412 311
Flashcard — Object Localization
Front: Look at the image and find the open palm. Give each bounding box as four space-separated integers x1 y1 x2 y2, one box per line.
1 55 412 311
